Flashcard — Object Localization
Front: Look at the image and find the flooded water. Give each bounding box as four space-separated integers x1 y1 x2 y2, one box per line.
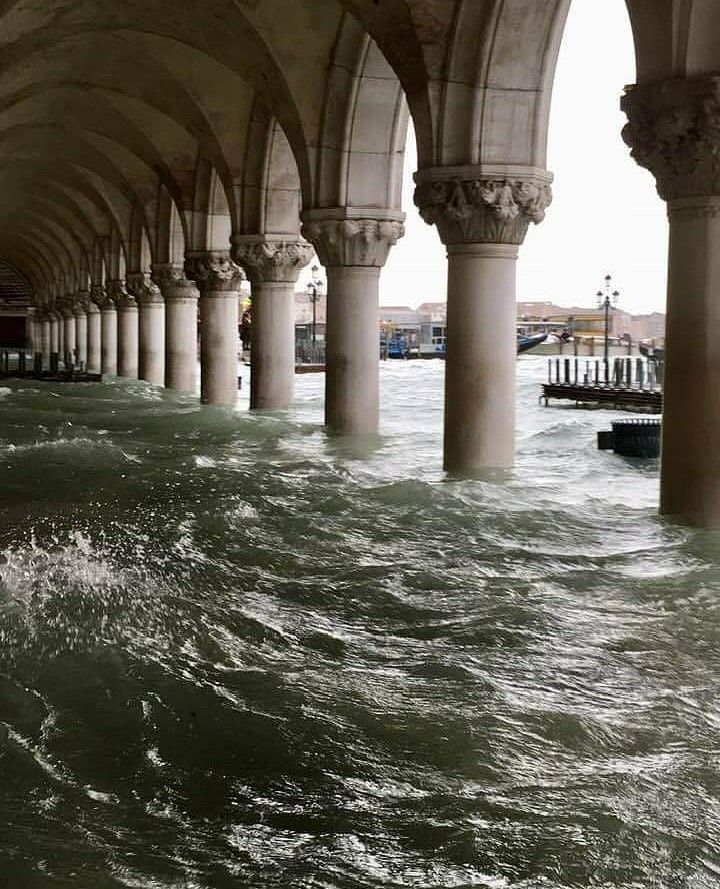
0 358 718 888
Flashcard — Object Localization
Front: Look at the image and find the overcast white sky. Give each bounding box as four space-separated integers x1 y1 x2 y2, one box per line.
378 0 669 315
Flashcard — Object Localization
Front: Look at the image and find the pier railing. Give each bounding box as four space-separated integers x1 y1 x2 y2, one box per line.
542 356 663 411
547 356 663 389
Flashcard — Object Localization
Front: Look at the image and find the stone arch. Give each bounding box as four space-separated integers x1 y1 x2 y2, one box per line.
313 12 409 211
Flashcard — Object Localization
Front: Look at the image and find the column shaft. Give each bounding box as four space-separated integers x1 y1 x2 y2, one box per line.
63 315 77 364
75 313 88 367
101 307 118 376
200 294 239 406
87 308 102 373
139 302 165 385
660 202 720 524
41 319 51 365
444 243 518 473
57 316 65 359
50 316 60 355
325 266 380 435
117 305 139 379
165 298 197 392
251 282 295 410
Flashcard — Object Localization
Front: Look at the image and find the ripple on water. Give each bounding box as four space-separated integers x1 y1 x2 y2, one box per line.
0 361 717 887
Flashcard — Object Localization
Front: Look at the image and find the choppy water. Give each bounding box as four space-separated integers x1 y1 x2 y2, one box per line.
0 358 718 888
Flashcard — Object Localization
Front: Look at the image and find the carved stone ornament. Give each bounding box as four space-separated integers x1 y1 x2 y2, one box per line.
90 284 111 309
232 238 315 285
300 217 405 267
107 279 137 310
60 296 76 318
414 171 553 245
622 76 720 202
150 263 199 301
74 290 91 315
184 252 244 293
127 272 163 306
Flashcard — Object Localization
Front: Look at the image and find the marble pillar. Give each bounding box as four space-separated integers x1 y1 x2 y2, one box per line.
86 302 102 374
186 252 244 407
74 295 89 368
301 212 405 435
152 264 199 393
623 75 720 526
233 238 314 410
109 281 139 379
128 273 165 386
93 286 118 376
41 313 51 366
415 167 553 473
63 308 77 365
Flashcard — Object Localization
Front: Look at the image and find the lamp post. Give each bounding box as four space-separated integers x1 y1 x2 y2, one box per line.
596 274 620 382
306 264 324 345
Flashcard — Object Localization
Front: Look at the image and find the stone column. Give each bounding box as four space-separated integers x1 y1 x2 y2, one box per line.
62 303 77 366
40 313 52 366
109 281 139 379
128 273 165 386
151 264 199 393
26 307 37 353
623 75 720 526
86 300 102 374
49 311 60 357
415 168 552 473
185 252 243 406
56 310 65 359
301 211 404 435
93 285 117 376
74 294 89 368
233 237 314 410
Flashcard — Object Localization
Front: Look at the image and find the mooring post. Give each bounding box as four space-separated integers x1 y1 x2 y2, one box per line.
555 358 560 383
564 358 570 383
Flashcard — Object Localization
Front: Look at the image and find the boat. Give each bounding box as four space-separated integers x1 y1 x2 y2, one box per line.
517 332 548 354
417 331 548 358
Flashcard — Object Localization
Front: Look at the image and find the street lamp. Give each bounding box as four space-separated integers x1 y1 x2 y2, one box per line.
306 264 324 344
596 273 620 381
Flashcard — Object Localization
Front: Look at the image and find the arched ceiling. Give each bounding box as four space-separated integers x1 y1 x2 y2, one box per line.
0 261 31 308
0 0 640 308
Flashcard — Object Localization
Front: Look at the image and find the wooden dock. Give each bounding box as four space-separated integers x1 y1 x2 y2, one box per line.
541 356 663 412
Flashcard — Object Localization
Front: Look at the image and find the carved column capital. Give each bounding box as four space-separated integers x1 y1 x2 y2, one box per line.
59 297 76 319
622 76 720 203
232 236 314 285
300 209 405 267
184 251 243 294
107 279 137 310
74 290 91 316
414 166 553 246
90 284 112 309
151 263 199 302
127 272 163 306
